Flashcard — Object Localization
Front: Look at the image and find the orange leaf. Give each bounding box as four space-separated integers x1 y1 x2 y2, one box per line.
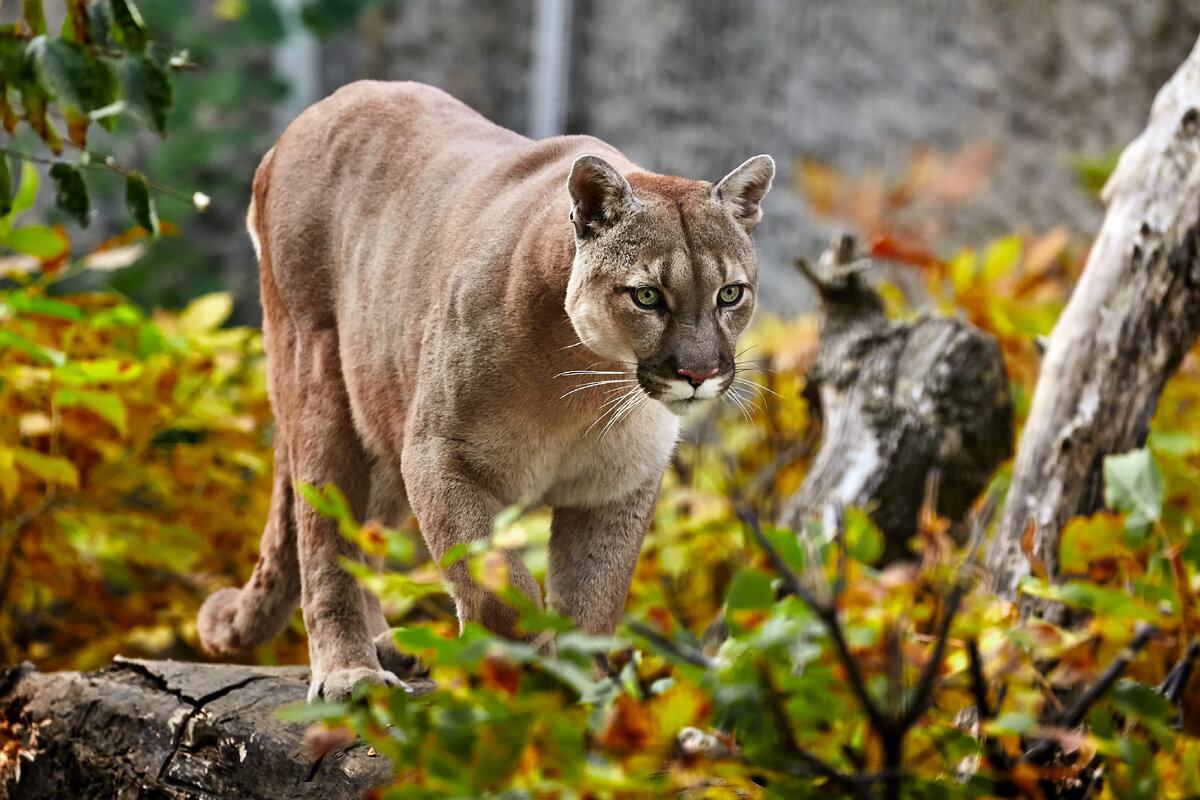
599 694 653 753
1021 520 1046 580
478 652 522 696
304 723 354 761
866 233 941 270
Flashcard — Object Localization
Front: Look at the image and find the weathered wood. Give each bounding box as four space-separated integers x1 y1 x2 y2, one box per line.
987 34 1200 601
0 658 431 799
780 236 1013 560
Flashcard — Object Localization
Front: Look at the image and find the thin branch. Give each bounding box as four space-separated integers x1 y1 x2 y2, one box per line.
1022 622 1159 764
967 639 992 719
739 507 891 736
899 580 966 729
626 621 711 669
1158 640 1199 705
756 659 874 800
0 144 198 206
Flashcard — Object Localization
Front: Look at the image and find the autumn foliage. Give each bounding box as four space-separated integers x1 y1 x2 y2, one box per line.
5 4 1200 796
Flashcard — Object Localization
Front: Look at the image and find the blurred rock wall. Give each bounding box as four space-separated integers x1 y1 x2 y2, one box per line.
320 0 1200 314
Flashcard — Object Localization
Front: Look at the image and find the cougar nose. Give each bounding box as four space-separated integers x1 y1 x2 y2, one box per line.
677 366 719 388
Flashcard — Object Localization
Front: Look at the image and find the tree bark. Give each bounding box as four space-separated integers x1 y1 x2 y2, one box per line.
0 658 431 799
987 34 1200 601
780 236 1013 560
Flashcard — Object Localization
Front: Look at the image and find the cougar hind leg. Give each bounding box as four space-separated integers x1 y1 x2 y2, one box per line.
363 465 429 680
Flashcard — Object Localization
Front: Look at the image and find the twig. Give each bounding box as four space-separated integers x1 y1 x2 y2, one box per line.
739 507 890 736
900 579 967 729
626 621 711 669
0 144 198 206
967 639 992 719
756 659 873 800
1157 639 1199 705
1022 622 1159 764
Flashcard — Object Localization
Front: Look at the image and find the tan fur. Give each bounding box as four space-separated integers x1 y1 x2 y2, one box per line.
197 81 773 701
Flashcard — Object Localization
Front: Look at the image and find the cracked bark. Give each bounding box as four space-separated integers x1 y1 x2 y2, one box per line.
987 34 1200 602
0 657 431 799
779 236 1014 561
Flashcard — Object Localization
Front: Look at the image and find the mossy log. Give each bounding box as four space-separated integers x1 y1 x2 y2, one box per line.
0 657 431 799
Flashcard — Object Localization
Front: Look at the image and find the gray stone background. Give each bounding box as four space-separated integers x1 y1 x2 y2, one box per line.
304 1 1200 315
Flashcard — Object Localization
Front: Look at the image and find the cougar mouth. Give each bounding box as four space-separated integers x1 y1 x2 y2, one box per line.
637 366 731 414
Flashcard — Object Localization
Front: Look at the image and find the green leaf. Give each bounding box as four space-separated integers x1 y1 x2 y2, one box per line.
109 0 148 53
0 328 66 366
49 163 89 227
23 0 48 36
124 173 158 233
725 568 775 610
6 292 84 320
12 162 39 216
119 54 170 135
0 153 11 217
28 36 88 110
1104 448 1164 542
1109 679 1171 722
53 388 128 434
88 0 114 49
983 711 1037 736
274 699 350 723
845 507 883 564
6 225 66 259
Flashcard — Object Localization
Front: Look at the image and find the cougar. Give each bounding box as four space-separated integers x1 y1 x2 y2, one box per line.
197 81 774 700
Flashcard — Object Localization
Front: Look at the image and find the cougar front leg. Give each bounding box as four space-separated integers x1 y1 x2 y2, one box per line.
547 481 660 637
402 437 549 651
290 330 401 701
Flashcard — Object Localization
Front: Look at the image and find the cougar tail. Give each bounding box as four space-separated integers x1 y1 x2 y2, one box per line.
199 148 301 656
198 435 301 656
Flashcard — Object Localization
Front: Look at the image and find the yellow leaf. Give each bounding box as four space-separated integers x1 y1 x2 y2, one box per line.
0 448 18 503
982 235 1022 282
53 388 129 435
12 447 79 489
178 292 233 334
949 248 976 293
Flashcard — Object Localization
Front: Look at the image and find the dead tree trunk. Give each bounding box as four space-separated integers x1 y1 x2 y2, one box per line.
987 34 1200 601
780 236 1013 560
0 658 430 799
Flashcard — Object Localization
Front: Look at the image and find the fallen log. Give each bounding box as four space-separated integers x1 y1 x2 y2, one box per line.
0 657 431 799
987 33 1200 601
780 235 1013 560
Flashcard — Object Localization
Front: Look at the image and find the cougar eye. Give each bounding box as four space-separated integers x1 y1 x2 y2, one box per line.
632 286 663 309
718 284 744 306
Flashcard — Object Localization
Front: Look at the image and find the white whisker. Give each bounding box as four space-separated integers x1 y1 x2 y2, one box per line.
733 376 781 398
554 369 631 378
585 385 642 436
600 389 649 439
560 379 639 399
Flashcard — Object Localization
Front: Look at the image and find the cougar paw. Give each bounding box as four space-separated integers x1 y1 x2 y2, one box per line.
308 666 401 703
374 630 430 680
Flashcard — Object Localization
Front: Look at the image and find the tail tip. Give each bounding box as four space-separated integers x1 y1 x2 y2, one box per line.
197 587 246 657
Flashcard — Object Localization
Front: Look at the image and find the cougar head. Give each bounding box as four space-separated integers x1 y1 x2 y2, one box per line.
564 153 775 415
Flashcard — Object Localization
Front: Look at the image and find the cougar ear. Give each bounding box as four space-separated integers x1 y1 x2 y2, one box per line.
568 155 638 237
713 154 775 233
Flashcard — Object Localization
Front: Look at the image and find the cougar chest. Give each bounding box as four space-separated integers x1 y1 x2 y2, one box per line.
540 401 680 509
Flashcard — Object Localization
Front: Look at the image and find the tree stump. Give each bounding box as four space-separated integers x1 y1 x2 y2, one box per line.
780 236 1014 560
0 658 431 799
